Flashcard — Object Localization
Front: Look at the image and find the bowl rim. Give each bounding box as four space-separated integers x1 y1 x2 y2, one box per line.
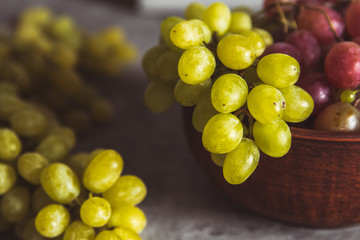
290 127 360 142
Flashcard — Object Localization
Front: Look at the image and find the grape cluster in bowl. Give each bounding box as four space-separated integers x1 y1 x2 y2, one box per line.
142 2 314 185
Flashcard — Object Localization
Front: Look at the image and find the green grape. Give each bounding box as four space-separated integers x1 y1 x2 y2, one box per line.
90 97 115 124
253 120 291 158
50 69 84 97
49 44 77 68
1 186 30 222
83 149 123 193
20 7 51 27
155 51 181 82
64 152 91 178
237 30 265 57
217 34 255 70
103 175 147 207
192 89 218 132
243 66 263 85
31 187 55 213
279 85 314 123
0 128 22 161
96 230 121 240
229 11 252 32
50 127 76 149
40 163 80 204
190 19 212 44
202 113 243 154
0 214 12 233
35 204 70 238
184 2 206 20
340 89 357 103
210 153 226 167
10 106 48 138
0 163 17 195
144 80 175 113
203 2 231 36
160 16 184 51
223 138 259 185
211 73 248 113
253 28 273 47
0 82 18 95
36 131 73 162
23 219 46 240
257 53 300 88
247 84 286 124
80 197 111 227
178 46 216 85
170 20 204 49
174 78 212 107
64 109 91 133
0 93 27 121
232 6 254 14
113 226 141 240
63 220 95 240
107 205 147 234
17 152 49 184
99 27 125 45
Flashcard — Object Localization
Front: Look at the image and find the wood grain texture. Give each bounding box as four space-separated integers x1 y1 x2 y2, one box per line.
183 106 360 227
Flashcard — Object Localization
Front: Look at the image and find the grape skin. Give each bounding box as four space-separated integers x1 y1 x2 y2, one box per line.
63 220 95 240
17 153 49 185
170 20 204 49
107 205 147 234
35 204 70 238
80 197 111 227
0 128 22 161
0 163 17 195
1 186 30 222
174 78 212 107
203 2 231 36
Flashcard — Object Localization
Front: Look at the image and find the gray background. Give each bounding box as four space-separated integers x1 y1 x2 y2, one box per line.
1 0 360 239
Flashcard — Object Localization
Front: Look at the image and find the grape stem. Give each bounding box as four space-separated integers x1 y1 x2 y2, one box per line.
234 107 254 139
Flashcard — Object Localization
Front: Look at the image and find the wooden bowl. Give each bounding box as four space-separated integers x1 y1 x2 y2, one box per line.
182 107 360 228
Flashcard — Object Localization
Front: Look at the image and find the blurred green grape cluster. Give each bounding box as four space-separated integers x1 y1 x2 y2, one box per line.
0 6 137 132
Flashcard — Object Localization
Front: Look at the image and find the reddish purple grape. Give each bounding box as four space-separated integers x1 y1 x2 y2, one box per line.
297 5 345 44
346 1 360 38
263 0 298 18
313 102 360 131
261 42 303 66
352 36 360 45
324 41 360 89
296 72 334 115
285 29 321 72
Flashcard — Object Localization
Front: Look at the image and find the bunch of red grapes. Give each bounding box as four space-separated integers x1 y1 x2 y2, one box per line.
260 0 360 131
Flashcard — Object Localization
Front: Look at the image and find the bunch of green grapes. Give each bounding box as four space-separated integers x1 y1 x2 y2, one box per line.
0 82 147 240
0 6 137 132
142 2 314 185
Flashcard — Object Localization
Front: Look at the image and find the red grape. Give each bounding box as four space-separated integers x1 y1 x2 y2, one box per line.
261 42 303 66
297 5 345 44
296 72 334 115
346 0 360 38
285 29 321 72
324 41 360 89
263 0 298 18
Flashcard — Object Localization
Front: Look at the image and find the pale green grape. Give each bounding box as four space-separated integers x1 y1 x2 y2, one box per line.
184 2 206 20
107 205 147 234
96 230 121 240
202 113 243 154
83 149 123 193
19 7 51 27
279 85 314 122
10 106 48 138
113 226 141 240
0 213 12 233
192 89 218 132
160 16 184 51
237 30 265 57
23 219 46 240
49 44 77 68
190 19 212 44
80 197 111 227
257 53 300 88
90 97 115 124
40 163 80 204
170 20 204 49
174 78 212 107
103 175 147 207
217 34 255 70
253 120 291 158
223 138 259 185
203 2 231 36
0 128 22 161
141 45 168 79
1 186 30 222
31 187 55 213
211 73 248 113
340 89 357 103
253 28 273 47
0 163 17 195
243 66 263 85
64 152 91 178
210 153 226 167
178 46 216 85
17 152 49 184
0 94 26 121
144 80 175 113
63 220 95 240
229 11 252 32
155 51 181 82
247 84 285 124
35 204 70 238
36 132 72 162
232 6 254 14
